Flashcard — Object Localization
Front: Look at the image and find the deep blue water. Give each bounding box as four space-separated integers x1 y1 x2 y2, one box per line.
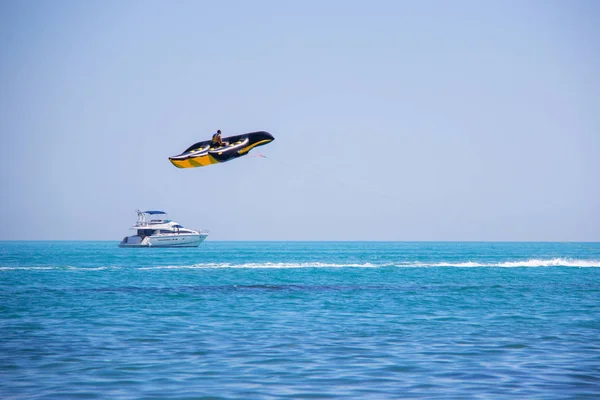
1 241 600 399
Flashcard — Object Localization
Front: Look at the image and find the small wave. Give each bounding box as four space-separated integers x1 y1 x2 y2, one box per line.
138 262 380 270
66 266 119 271
2 259 599 271
139 258 600 270
498 258 600 267
413 258 600 268
0 266 119 271
0 266 57 271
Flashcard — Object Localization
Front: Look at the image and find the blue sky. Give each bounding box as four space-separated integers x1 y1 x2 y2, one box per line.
1 0 598 241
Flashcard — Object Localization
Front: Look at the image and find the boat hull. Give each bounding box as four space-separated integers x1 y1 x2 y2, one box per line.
119 233 207 248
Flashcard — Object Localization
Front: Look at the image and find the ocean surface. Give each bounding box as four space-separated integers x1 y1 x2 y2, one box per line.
1 241 600 399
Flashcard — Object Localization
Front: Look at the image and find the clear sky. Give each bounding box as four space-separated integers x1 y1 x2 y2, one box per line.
1 0 598 241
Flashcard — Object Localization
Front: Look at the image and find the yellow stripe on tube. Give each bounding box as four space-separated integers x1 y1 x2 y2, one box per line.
238 140 272 155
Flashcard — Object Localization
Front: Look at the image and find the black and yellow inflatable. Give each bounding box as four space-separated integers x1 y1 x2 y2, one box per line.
169 131 274 168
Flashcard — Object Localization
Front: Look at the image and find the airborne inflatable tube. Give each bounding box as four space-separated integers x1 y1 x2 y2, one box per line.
169 131 274 169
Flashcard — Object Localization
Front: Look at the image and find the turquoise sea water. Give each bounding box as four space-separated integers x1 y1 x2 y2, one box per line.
1 241 600 399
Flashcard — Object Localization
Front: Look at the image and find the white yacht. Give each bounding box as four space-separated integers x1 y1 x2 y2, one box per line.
119 210 208 248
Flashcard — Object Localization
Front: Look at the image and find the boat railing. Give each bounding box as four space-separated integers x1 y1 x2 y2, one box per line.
145 228 209 236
